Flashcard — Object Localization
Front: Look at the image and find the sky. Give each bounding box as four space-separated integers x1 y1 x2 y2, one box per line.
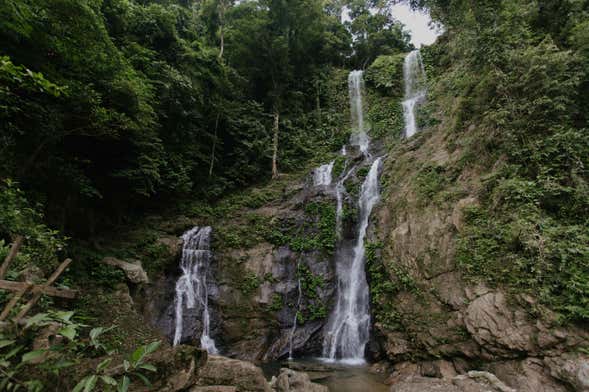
388 3 440 47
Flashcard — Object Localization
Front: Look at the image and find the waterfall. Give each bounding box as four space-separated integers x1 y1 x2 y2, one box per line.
321 70 382 364
288 276 303 360
348 70 370 155
402 50 427 138
323 158 382 364
314 161 335 187
173 226 218 354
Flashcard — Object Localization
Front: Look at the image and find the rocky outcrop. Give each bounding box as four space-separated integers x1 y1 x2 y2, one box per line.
390 371 515 392
270 368 328 392
369 126 589 390
101 257 149 284
194 355 271 392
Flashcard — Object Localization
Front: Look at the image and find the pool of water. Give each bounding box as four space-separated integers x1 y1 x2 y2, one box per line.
260 358 389 392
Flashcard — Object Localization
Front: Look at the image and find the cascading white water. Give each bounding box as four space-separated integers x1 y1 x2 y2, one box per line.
348 71 370 155
314 161 335 186
402 50 427 138
323 158 382 364
173 226 218 354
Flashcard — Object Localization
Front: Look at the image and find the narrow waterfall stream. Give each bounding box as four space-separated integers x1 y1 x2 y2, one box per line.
348 71 370 155
288 276 303 360
402 50 427 138
173 226 218 354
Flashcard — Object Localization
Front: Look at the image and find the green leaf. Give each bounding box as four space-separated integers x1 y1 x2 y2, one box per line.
25 313 49 328
72 376 90 392
83 375 97 392
96 358 112 373
52 311 74 323
133 371 151 386
117 376 130 392
21 350 46 363
130 346 145 365
58 325 77 341
100 376 117 386
123 360 130 372
144 341 161 355
138 363 156 372
0 339 15 349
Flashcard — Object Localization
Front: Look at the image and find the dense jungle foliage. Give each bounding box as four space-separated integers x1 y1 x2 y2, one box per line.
0 0 411 236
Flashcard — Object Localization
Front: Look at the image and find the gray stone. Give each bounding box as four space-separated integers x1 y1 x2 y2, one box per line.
271 368 328 392
101 257 149 284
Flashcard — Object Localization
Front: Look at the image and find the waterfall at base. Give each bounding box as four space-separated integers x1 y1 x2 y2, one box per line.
173 226 218 354
323 158 382 364
402 50 427 138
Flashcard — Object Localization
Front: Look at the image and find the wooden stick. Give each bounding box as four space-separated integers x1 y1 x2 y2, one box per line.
14 258 72 322
0 283 31 321
0 235 24 279
0 280 77 299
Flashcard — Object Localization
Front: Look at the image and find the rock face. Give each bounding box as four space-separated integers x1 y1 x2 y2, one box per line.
371 129 589 390
101 257 149 284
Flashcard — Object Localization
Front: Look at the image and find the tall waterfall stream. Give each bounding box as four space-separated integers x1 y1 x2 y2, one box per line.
173 226 218 354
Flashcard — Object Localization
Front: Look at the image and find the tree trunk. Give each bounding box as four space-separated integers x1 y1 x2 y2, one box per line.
209 112 221 178
218 0 225 59
271 112 279 179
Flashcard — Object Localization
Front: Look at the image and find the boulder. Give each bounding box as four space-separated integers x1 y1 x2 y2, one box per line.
544 353 589 391
271 368 328 392
390 376 461 392
157 236 184 259
486 358 567 392
101 257 149 284
390 371 515 392
452 371 515 392
195 355 271 392
464 292 536 357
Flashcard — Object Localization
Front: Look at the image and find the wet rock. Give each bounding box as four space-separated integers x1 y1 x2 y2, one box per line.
101 257 149 284
195 355 271 392
271 368 328 392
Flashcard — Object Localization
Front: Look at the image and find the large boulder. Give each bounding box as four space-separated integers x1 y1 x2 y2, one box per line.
101 257 149 284
270 368 328 392
195 355 271 392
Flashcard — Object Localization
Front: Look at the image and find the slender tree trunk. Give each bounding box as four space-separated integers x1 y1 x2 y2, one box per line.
271 112 279 179
218 0 225 59
209 112 221 178
316 80 321 127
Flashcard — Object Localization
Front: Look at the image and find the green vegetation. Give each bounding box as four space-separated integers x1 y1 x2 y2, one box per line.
366 241 420 331
413 0 589 322
0 310 160 392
